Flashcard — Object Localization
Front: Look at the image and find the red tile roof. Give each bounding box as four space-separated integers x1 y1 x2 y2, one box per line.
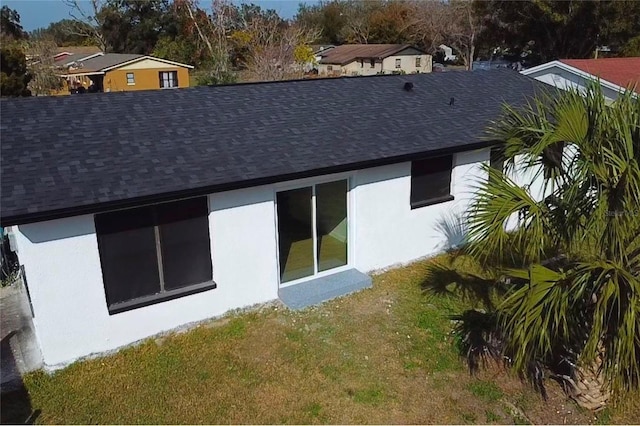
560 57 640 92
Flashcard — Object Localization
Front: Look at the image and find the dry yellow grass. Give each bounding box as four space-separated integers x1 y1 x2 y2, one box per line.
3 258 639 424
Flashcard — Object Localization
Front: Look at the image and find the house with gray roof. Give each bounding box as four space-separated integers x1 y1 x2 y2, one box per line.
0 70 547 369
59 53 194 94
317 44 432 76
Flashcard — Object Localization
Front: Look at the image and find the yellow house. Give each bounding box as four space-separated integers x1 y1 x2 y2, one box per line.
59 53 194 94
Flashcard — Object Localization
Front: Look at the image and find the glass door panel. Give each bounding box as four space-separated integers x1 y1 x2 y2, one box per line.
277 187 314 283
316 180 348 272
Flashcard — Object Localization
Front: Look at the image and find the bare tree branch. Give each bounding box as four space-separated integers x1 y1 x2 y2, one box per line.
62 0 108 52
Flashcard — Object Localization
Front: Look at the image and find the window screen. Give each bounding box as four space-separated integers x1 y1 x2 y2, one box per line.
410 155 453 208
95 197 213 312
95 206 160 305
157 198 212 290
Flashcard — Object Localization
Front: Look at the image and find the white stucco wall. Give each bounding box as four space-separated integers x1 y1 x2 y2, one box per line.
353 149 486 271
13 149 490 368
381 54 432 74
13 190 279 368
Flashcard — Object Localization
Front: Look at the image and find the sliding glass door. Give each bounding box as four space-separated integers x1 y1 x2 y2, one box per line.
276 179 348 284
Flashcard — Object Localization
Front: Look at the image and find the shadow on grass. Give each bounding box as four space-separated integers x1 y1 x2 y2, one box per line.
0 332 40 425
419 254 499 311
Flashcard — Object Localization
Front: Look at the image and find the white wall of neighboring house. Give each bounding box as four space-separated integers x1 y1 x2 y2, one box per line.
522 64 623 102
12 148 491 368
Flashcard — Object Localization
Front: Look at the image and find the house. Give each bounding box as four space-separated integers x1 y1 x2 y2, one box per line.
521 57 640 101
53 46 103 66
59 53 194 94
0 70 547 369
317 44 432 76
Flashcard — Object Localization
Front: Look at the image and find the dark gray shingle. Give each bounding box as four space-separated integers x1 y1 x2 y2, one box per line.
1 70 546 225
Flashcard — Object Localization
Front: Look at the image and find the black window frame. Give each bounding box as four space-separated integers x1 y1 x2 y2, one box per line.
395 58 402 69
410 155 454 209
95 197 215 315
415 57 421 68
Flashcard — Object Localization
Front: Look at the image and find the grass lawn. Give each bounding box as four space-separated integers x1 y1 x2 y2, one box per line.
3 257 639 424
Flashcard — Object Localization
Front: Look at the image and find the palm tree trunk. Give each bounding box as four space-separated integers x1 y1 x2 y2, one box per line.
558 355 610 411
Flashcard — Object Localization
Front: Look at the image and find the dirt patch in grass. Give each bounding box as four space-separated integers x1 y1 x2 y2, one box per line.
9 258 640 424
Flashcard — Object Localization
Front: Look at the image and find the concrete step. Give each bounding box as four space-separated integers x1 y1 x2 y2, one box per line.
278 268 372 310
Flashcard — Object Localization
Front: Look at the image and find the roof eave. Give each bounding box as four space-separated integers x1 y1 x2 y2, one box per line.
1 140 494 227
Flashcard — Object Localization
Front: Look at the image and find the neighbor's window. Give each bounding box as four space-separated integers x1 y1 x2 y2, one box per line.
95 197 214 314
395 58 402 69
415 57 421 68
370 59 375 68
360 59 364 68
410 155 454 208
327 65 333 72
126 72 135 85
159 71 178 88
489 147 504 172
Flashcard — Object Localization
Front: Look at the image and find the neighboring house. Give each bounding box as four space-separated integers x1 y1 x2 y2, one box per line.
0 70 547 369
317 44 432 76
59 53 194 94
305 44 335 73
53 46 103 66
438 44 457 62
521 57 640 101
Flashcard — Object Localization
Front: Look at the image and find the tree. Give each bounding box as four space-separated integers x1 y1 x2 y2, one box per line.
1 46 32 97
1 5 26 40
1 6 31 97
176 0 236 85
474 0 640 64
30 19 95 46
99 0 176 55
428 83 640 410
235 15 321 81
296 0 346 45
63 0 110 52
25 37 64 96
443 0 483 70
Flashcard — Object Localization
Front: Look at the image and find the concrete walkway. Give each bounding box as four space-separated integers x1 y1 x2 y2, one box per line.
1 278 43 392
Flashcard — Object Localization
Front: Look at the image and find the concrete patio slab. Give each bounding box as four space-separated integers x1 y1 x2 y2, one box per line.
278 268 372 310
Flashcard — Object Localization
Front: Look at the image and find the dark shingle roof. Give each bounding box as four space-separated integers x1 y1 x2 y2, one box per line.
1 70 546 225
319 44 421 65
67 53 144 72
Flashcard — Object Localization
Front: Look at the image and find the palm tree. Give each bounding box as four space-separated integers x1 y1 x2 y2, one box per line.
430 83 640 410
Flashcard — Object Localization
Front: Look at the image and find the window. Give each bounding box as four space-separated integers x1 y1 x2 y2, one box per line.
95 197 214 314
159 71 178 89
395 58 401 69
126 72 135 85
415 57 421 68
327 65 333 72
410 155 454 208
489 147 504 172
360 59 364 68
370 59 375 68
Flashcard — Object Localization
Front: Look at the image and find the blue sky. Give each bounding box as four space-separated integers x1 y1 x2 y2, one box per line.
1 0 316 31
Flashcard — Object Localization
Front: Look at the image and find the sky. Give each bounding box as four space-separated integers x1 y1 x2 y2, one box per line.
1 0 316 32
